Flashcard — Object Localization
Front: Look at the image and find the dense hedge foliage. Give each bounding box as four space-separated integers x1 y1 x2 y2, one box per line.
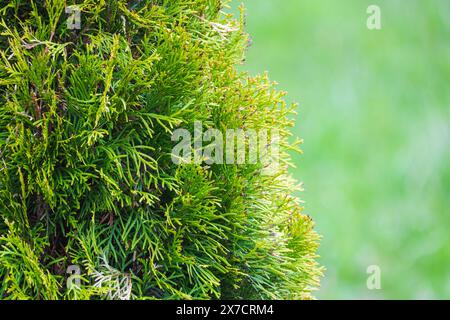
0 0 322 299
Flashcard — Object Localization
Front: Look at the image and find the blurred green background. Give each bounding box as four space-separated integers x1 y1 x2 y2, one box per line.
232 0 450 299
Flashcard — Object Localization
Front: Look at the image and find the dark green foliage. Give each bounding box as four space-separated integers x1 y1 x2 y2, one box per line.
0 0 322 299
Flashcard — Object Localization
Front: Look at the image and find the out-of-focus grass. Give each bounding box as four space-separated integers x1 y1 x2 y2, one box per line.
233 0 450 299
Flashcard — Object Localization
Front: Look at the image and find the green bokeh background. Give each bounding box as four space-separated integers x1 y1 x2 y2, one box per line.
233 0 450 299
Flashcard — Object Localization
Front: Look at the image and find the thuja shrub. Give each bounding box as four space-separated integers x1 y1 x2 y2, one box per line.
0 0 322 300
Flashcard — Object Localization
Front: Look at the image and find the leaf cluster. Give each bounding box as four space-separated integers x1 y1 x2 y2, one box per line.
0 0 322 300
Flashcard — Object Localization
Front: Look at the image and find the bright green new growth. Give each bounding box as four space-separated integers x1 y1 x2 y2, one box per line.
0 0 321 300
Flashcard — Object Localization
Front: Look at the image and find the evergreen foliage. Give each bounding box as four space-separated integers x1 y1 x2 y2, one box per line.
0 0 322 299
